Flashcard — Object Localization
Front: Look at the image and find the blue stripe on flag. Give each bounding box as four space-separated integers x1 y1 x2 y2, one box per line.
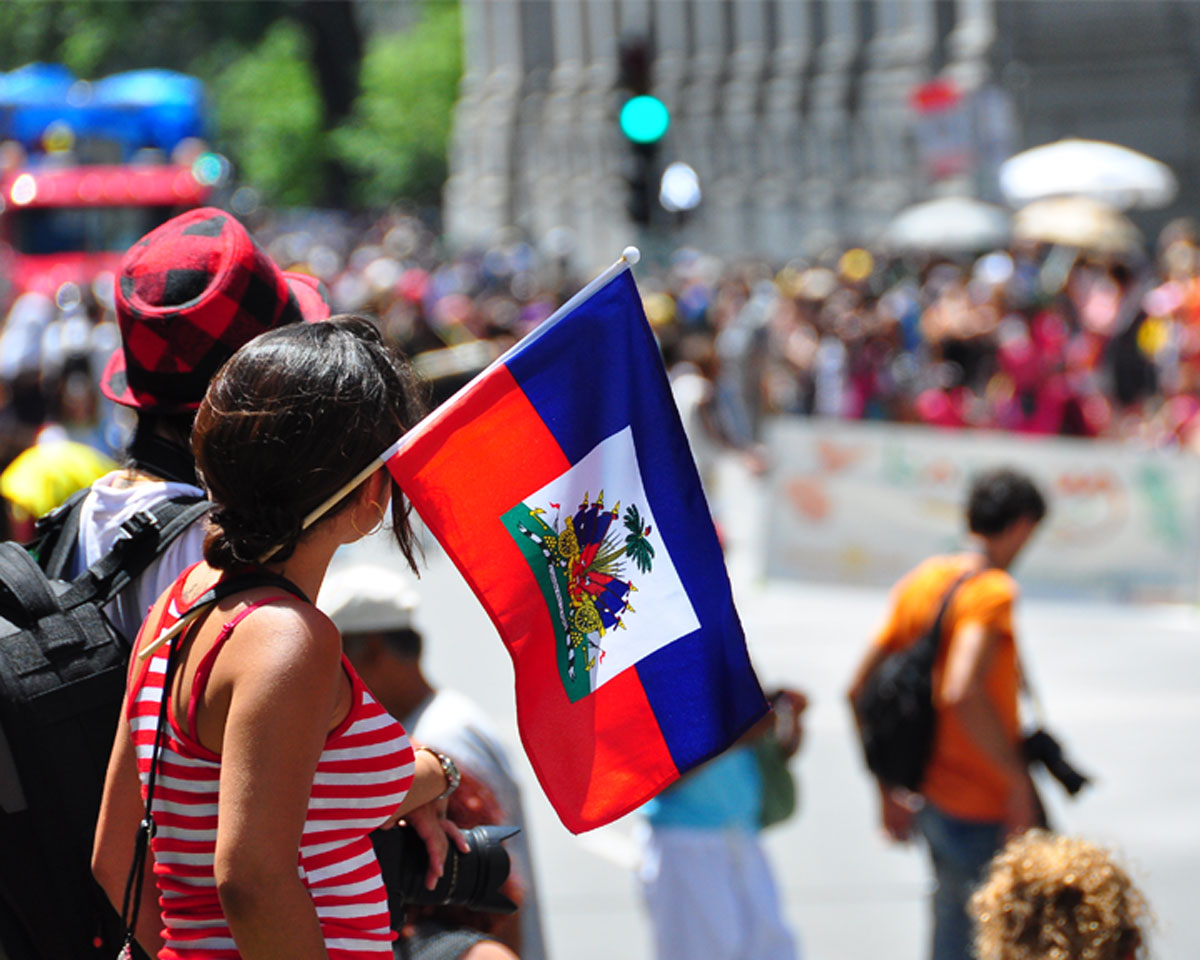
505 270 764 771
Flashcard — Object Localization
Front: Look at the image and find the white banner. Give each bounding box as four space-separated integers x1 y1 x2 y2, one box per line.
764 417 1200 602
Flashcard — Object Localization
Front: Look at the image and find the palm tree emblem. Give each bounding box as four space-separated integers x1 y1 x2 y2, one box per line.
623 504 655 574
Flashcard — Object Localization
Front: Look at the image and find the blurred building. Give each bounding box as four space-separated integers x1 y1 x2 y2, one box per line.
444 0 1200 270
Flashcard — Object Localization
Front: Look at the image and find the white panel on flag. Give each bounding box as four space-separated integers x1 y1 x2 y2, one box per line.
506 426 701 696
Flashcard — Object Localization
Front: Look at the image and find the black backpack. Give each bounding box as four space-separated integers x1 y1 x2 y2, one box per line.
854 572 973 792
0 489 211 960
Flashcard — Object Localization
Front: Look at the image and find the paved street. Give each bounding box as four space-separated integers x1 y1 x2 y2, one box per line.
341 461 1200 960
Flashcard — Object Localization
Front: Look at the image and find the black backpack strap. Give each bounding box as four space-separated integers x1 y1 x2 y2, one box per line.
0 542 93 676
909 569 977 672
152 498 213 548
57 497 212 613
34 487 92 579
94 497 212 602
0 541 62 626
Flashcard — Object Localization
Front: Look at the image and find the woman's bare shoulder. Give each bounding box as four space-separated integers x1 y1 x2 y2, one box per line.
217 595 340 672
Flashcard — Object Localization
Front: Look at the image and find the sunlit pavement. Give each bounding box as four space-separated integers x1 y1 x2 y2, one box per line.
341 457 1200 960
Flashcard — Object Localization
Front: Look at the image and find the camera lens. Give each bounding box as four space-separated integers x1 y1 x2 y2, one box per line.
372 823 520 923
1023 729 1090 797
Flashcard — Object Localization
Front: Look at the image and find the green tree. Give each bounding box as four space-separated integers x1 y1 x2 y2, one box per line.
333 2 462 207
0 0 463 210
204 20 325 207
0 1 280 78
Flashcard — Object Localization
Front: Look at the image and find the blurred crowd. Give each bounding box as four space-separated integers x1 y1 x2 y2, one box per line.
250 210 1200 452
6 206 1200 537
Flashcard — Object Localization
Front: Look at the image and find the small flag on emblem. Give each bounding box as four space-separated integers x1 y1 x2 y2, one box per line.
383 253 767 833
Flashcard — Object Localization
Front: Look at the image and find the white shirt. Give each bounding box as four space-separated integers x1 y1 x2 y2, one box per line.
68 471 208 645
405 688 547 960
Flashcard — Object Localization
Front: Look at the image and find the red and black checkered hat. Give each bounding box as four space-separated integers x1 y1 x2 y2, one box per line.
100 207 331 413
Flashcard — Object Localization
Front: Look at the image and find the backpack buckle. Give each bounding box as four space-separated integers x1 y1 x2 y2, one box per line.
33 500 70 537
121 510 161 541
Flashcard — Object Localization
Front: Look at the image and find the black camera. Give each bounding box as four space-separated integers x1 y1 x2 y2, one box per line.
372 824 520 921
1023 728 1091 796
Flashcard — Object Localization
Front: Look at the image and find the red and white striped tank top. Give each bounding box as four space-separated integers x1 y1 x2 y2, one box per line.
127 571 415 959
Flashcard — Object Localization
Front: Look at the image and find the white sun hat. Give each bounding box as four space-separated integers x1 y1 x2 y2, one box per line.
317 563 420 635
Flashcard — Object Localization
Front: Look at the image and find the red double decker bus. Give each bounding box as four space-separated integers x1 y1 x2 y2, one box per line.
0 163 211 304
0 65 217 307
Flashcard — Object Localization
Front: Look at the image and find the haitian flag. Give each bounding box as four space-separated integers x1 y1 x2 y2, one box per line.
384 255 767 833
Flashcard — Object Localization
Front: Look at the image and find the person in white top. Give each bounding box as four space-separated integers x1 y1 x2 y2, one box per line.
65 206 330 643
320 563 548 960
69 474 208 641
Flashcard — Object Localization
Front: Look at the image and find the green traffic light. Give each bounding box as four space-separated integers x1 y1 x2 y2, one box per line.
192 152 224 186
619 95 670 145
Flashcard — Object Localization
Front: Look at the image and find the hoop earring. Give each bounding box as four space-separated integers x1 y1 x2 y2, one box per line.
352 501 386 539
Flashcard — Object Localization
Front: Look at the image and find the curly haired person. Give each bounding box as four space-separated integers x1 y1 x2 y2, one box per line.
970 830 1149 960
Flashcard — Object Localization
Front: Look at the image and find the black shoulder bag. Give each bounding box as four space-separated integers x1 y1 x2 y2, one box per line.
854 571 974 792
0 493 211 960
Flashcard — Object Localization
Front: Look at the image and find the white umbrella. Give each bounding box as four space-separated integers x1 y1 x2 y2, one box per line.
885 196 1011 253
1012 196 1142 256
1000 138 1178 210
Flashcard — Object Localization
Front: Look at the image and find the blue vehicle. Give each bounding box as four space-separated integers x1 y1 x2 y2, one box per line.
0 63 206 159
0 64 215 305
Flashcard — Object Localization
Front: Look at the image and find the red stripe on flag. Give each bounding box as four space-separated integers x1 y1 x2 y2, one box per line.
580 666 679 827
385 367 570 613
388 366 678 832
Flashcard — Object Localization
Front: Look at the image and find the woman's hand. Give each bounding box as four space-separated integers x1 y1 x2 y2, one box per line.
382 797 469 890
381 746 470 889
772 688 809 758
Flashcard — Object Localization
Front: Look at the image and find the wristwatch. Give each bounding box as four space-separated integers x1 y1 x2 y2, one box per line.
419 746 460 801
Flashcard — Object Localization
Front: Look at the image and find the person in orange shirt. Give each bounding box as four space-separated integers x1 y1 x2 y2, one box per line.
847 468 1047 960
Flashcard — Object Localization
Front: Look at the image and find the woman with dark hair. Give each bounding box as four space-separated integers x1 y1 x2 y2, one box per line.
92 316 466 960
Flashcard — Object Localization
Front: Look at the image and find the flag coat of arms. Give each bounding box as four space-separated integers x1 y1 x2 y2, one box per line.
385 259 767 833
